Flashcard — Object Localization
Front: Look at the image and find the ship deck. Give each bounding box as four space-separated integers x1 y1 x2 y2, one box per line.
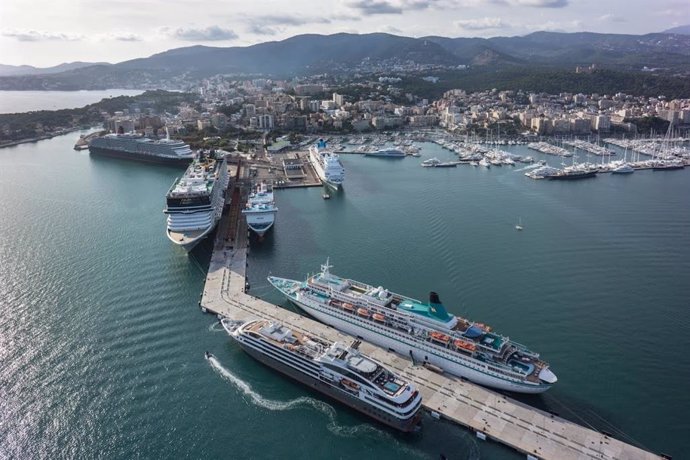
199 161 663 460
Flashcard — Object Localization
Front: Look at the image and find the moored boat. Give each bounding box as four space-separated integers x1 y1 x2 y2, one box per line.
221 318 423 432
268 261 557 394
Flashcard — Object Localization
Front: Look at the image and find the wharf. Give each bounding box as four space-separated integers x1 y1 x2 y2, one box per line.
201 163 662 460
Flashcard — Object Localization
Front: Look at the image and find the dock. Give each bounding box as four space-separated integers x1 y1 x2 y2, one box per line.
200 162 663 460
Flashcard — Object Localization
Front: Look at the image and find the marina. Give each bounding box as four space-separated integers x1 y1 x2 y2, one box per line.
198 158 664 460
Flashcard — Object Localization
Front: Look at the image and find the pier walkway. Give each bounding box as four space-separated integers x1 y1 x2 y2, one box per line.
200 164 662 460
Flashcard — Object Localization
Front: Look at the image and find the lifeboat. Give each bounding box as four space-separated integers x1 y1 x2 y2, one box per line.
357 308 370 318
341 378 360 391
475 322 493 332
429 331 451 344
454 339 477 352
372 312 386 322
342 303 354 312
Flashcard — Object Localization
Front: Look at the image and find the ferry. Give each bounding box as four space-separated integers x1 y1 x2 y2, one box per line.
268 261 557 394
308 139 345 190
221 318 423 432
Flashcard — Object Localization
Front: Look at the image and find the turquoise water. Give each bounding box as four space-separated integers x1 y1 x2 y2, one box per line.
1 133 688 459
0 90 144 114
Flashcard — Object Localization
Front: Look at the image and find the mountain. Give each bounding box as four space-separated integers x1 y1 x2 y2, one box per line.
1 31 690 90
663 25 690 35
425 32 690 68
0 61 110 77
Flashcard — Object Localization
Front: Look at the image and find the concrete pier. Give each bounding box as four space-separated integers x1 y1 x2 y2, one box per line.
200 163 662 460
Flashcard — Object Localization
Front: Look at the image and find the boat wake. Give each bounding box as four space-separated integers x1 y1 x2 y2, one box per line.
207 355 425 456
208 321 225 332
514 164 543 172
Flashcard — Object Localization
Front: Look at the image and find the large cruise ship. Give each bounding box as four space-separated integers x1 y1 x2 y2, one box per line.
89 133 194 166
163 152 229 251
221 318 423 432
308 139 345 190
242 182 278 237
269 261 557 394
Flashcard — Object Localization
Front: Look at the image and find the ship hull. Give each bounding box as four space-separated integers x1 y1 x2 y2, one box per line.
548 171 597 180
283 295 551 394
89 146 192 167
166 220 217 252
244 211 277 237
235 336 421 432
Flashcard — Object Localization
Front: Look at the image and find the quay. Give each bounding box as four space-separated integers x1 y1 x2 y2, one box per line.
201 161 664 460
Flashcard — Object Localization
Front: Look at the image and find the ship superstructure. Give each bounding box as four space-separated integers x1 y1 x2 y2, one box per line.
222 318 422 431
269 261 557 394
308 139 345 190
164 152 229 251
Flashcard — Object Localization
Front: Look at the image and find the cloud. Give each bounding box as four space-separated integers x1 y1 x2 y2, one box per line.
247 24 279 36
344 0 451 16
2 30 83 42
346 1 403 15
254 15 332 27
597 14 625 23
526 19 582 32
455 17 506 30
492 0 568 7
110 33 143 42
170 26 238 41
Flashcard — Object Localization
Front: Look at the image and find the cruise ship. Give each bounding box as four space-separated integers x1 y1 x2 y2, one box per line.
163 152 229 251
221 318 423 432
365 148 406 158
242 182 278 237
89 132 194 166
308 139 345 190
268 261 557 394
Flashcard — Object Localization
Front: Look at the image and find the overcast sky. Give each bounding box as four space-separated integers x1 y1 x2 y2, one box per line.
1 0 688 67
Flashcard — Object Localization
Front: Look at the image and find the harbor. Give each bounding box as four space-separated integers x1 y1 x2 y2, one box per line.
2 131 688 459
199 158 664 460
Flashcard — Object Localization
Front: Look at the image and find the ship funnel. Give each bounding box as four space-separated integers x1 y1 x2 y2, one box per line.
428 292 451 322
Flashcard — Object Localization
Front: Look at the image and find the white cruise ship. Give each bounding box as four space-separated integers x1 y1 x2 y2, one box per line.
221 318 423 432
89 133 194 166
242 182 278 237
163 152 229 251
308 139 345 190
269 261 557 394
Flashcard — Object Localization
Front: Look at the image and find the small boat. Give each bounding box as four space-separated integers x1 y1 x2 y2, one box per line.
372 312 386 322
515 217 523 231
429 331 451 344
205 351 213 359
454 339 477 352
342 303 355 312
357 307 370 318
322 193 331 200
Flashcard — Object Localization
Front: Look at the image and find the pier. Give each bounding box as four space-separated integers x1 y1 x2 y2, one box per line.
201 161 663 460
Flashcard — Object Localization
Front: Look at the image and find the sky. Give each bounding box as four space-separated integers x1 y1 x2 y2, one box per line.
0 0 688 67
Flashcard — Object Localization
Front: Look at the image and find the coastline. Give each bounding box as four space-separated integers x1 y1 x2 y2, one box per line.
0 127 83 149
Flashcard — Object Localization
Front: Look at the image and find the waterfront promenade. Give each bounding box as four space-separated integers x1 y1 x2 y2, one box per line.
200 162 663 460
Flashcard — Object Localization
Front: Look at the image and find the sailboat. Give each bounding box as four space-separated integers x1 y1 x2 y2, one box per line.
515 217 523 231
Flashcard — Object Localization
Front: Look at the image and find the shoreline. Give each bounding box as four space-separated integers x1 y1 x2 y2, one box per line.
0 127 83 149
